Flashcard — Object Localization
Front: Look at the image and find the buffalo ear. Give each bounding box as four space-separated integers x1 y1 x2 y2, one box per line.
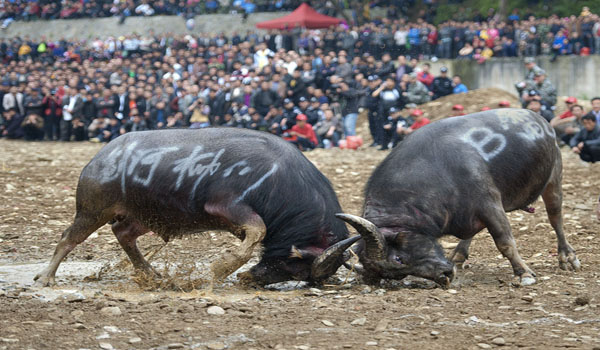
310 235 361 281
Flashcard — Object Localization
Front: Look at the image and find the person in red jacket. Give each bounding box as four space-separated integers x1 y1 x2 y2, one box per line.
287 114 318 151
417 63 434 89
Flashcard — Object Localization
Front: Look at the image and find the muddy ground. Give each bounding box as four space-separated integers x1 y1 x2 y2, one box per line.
1 134 599 350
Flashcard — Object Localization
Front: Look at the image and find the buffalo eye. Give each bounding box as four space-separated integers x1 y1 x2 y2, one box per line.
394 256 403 264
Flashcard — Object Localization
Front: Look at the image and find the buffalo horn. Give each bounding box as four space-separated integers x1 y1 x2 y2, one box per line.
335 213 387 262
311 235 361 281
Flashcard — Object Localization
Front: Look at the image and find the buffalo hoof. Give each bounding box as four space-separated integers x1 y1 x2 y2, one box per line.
514 272 536 287
237 271 262 288
33 273 55 287
558 251 581 271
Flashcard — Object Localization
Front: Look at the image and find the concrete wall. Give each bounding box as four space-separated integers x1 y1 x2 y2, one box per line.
0 12 288 40
430 56 600 99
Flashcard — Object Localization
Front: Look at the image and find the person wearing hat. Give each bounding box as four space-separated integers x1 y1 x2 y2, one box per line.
549 102 585 145
286 114 317 151
553 97 578 120
304 97 322 126
279 98 301 132
432 66 453 100
523 57 541 81
380 107 408 150
402 72 430 105
450 104 465 117
364 75 384 147
398 108 430 136
498 100 511 108
531 69 557 110
314 108 342 149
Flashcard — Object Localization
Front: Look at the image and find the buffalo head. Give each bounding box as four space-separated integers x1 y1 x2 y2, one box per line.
336 213 456 287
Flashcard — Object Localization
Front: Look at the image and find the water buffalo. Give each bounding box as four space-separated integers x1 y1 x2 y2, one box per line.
35 128 357 287
338 108 581 287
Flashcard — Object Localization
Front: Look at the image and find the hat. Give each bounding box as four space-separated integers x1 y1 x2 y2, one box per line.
481 106 491 111
409 72 418 79
411 109 423 116
296 114 308 121
565 96 577 104
310 97 319 103
440 66 448 73
389 107 398 113
528 90 539 96
533 68 546 77
524 57 535 64
298 96 307 102
406 103 417 109
452 104 464 111
498 100 511 107
284 98 292 104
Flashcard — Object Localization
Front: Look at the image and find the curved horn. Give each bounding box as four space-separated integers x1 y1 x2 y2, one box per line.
311 235 361 281
335 213 387 262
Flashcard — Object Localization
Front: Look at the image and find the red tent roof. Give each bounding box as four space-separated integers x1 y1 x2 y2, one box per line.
256 3 341 30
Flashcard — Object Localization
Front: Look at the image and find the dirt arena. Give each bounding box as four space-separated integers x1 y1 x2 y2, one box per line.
1 124 600 349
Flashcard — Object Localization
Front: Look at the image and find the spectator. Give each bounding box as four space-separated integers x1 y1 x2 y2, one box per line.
585 97 600 124
403 72 431 105
416 63 434 89
1 109 25 139
61 87 83 141
287 114 317 151
570 114 600 163
315 108 342 149
399 108 430 135
452 75 468 94
380 107 407 150
530 70 557 110
526 99 553 122
551 104 585 145
432 66 453 100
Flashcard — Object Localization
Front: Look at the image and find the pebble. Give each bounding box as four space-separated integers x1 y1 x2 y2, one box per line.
521 295 534 302
167 343 184 349
365 341 378 346
575 296 590 306
1 338 19 343
73 323 86 330
98 343 113 350
71 310 84 318
335 168 344 174
351 317 367 326
128 337 142 344
430 331 440 336
296 346 310 350
447 289 458 294
103 326 119 333
96 333 110 340
373 289 386 296
477 343 491 349
206 342 226 350
207 306 225 315
65 292 86 302
100 306 122 316
321 320 334 327
492 337 506 346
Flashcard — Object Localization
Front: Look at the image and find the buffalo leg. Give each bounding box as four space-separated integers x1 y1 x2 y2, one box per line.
450 238 472 268
483 206 536 286
112 216 153 275
541 167 581 271
205 204 267 283
34 210 111 286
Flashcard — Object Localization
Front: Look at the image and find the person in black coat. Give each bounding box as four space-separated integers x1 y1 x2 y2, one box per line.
431 67 453 100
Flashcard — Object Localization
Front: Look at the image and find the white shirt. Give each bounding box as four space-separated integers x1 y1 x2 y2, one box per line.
63 96 77 121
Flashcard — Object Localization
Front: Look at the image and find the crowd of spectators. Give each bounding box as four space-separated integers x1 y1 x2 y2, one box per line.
2 4 600 151
0 27 474 150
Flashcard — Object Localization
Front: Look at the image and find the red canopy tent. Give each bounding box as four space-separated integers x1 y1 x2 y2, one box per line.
256 3 342 30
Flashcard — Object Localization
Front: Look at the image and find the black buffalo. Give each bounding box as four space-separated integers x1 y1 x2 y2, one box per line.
338 108 581 287
35 128 357 286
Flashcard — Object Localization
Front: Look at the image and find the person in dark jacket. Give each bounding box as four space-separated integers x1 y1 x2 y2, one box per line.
337 80 360 137
570 114 600 163
1 109 24 139
252 81 279 116
432 66 453 100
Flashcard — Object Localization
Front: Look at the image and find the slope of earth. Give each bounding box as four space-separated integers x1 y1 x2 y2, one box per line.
0 136 599 350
